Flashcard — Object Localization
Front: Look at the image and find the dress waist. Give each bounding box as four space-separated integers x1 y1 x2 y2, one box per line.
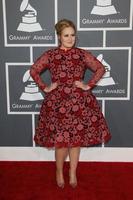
53 79 82 86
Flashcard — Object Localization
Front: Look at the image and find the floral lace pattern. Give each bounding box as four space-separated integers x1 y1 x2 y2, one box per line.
30 47 111 148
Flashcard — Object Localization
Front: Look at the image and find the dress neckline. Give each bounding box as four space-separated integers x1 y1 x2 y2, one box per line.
58 46 75 53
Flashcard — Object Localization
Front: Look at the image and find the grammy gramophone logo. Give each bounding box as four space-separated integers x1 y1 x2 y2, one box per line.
20 70 44 101
96 54 115 86
17 0 42 32
91 0 117 16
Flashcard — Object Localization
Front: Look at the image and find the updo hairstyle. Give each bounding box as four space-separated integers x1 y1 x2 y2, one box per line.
55 19 76 36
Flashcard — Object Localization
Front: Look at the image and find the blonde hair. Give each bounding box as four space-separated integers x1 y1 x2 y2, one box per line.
55 19 76 36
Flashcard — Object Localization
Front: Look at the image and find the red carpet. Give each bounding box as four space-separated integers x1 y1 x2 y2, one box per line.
0 161 133 200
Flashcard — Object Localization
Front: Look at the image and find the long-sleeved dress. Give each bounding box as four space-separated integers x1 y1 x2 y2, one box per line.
30 47 111 148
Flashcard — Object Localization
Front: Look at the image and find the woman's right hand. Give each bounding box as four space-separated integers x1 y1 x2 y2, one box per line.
44 82 58 93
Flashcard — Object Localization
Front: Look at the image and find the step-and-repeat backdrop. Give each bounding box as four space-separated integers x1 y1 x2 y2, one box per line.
0 0 133 161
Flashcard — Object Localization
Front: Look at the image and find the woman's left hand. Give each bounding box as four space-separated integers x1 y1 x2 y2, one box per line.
74 80 91 91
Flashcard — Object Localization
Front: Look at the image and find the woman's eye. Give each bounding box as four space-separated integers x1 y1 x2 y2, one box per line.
64 34 75 37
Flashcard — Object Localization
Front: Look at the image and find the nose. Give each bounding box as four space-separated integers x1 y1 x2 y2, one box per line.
68 36 73 42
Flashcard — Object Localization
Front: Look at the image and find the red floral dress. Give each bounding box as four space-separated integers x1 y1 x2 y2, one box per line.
30 47 111 148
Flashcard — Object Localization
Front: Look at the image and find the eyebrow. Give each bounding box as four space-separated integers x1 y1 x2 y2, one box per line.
64 33 75 35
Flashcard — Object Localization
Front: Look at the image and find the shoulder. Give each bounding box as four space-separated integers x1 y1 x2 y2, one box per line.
74 48 95 62
75 47 92 55
44 48 57 55
38 48 58 60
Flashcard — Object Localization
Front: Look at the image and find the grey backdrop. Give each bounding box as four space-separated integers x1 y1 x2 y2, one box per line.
0 0 133 148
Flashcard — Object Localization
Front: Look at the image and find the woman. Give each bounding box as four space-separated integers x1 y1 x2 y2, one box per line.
30 19 111 188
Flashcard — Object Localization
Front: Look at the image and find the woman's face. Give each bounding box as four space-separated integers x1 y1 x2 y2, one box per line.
59 26 76 50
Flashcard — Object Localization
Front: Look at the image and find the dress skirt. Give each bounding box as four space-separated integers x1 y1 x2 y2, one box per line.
34 84 111 148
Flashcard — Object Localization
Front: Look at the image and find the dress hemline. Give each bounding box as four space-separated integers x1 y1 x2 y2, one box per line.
34 134 111 149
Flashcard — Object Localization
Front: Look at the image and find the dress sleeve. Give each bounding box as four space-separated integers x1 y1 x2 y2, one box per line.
84 50 105 89
30 52 49 91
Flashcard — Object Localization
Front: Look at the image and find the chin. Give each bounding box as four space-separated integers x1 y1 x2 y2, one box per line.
66 44 74 48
